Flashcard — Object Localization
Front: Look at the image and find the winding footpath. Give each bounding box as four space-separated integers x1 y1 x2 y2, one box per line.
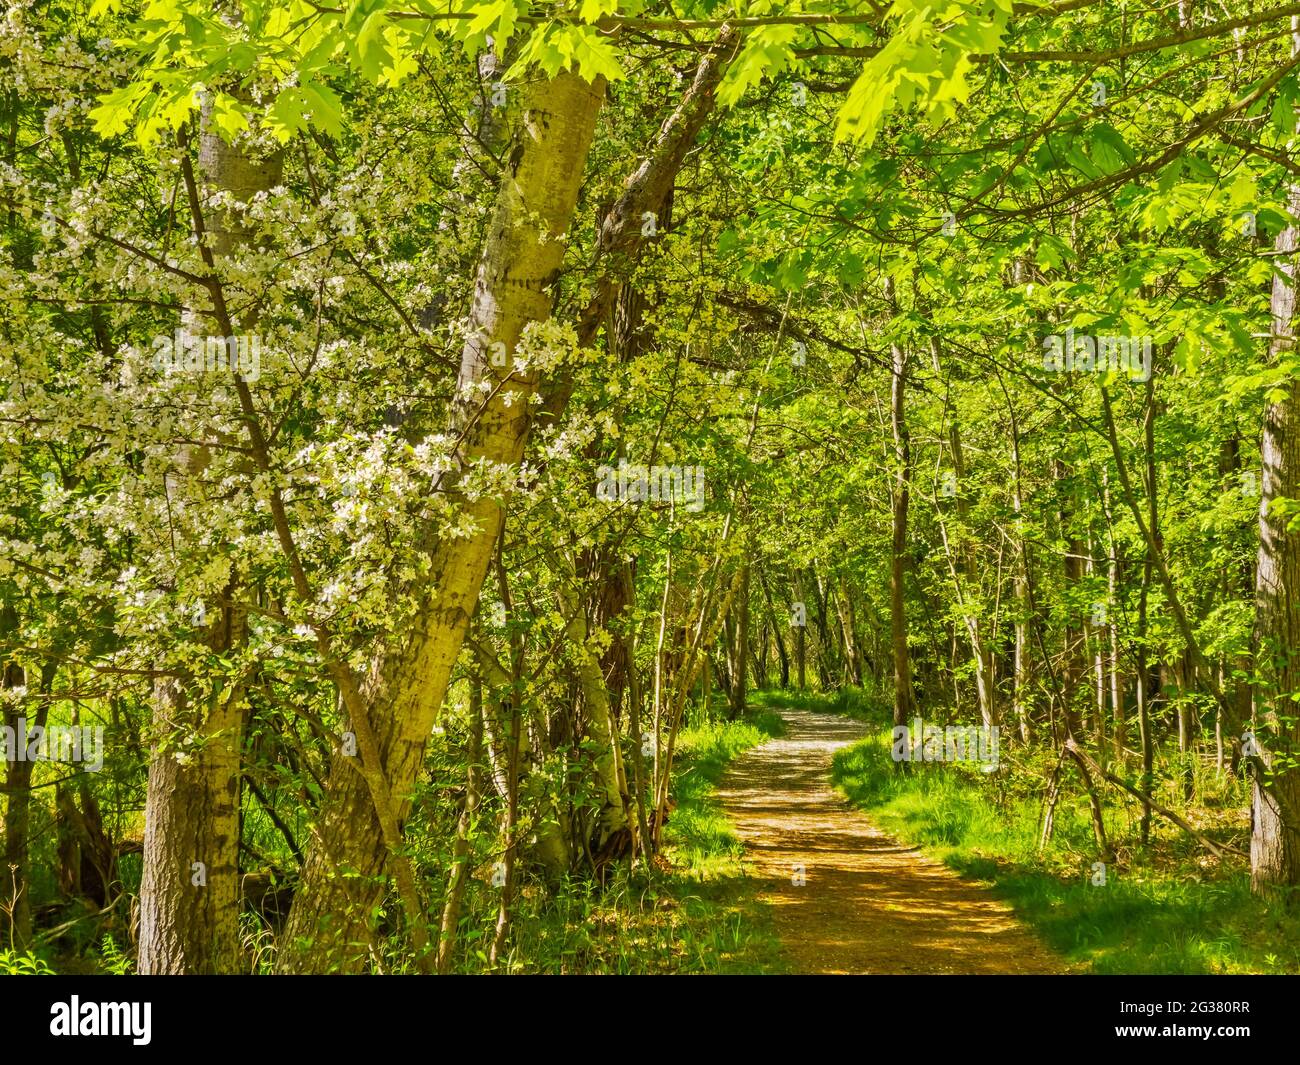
717 708 1062 974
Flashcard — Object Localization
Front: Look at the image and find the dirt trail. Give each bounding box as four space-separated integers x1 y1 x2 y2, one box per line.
717 708 1061 974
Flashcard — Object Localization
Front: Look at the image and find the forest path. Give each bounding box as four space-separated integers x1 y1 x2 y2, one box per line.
716 708 1062 974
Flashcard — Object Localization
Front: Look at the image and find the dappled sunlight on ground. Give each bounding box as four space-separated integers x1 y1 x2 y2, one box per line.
717 708 1062 975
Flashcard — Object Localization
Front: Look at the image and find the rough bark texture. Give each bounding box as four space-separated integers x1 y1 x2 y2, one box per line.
1006 268 1034 744
559 585 631 851
1251 140 1300 894
137 99 277 975
278 30 738 970
138 678 245 972
277 72 606 973
2 655 35 948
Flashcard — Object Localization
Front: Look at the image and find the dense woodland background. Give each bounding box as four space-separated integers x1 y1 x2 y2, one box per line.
3 0 1300 975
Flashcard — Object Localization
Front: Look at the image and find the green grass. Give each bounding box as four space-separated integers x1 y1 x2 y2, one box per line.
32 699 790 977
750 684 885 720
667 706 786 879
652 704 788 972
496 702 788 974
831 726 1300 974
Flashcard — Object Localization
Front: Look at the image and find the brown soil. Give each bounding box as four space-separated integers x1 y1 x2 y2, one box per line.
717 708 1062 974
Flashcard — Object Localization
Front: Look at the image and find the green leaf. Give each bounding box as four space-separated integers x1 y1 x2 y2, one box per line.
1089 123 1136 173
354 10 390 81
1035 235 1072 271
302 82 345 138
512 25 623 82
210 93 250 139
567 26 625 83
459 0 520 51
579 0 618 21
89 82 151 138
268 88 308 142
717 26 798 108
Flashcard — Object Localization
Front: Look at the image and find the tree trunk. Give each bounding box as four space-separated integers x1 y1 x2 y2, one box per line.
1087 532 1107 770
622 561 653 860
484 663 572 876
1056 458 1085 743
559 584 631 853
794 571 808 692
835 573 864 687
1137 375 1158 844
139 671 246 973
276 72 606 973
1108 495 1127 768
138 97 276 974
730 563 750 718
1 655 48 950
933 339 996 727
760 573 791 689
1004 378 1034 744
279 31 738 968
1251 68 1300 892
888 306 914 740
436 681 482 974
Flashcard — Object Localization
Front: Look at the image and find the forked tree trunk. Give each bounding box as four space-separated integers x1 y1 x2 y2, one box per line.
834 573 864 687
556 578 630 852
279 27 736 969
276 72 606 973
